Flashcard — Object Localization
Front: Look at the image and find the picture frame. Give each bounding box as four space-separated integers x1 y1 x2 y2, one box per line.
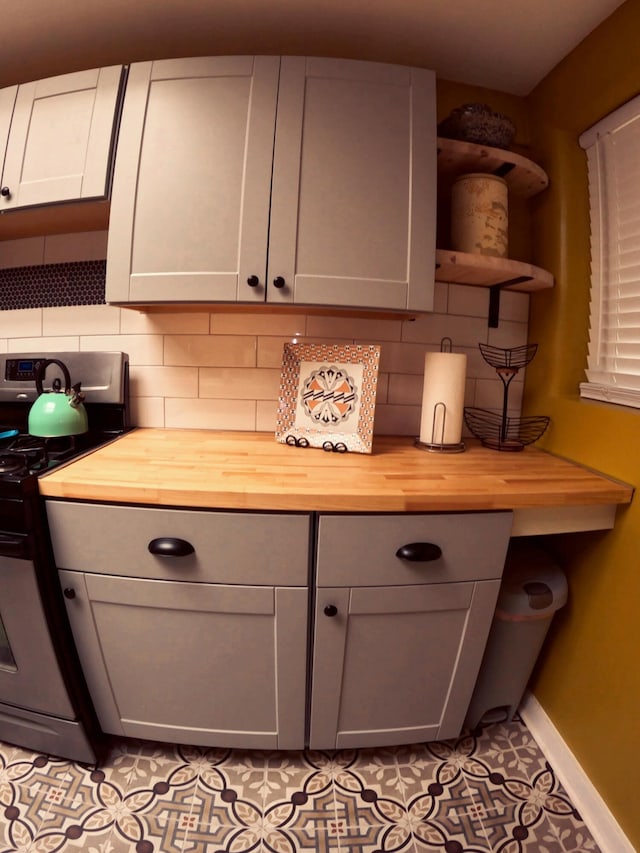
275 342 381 454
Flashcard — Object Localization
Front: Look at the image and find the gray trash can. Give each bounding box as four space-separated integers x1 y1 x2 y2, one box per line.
465 539 568 730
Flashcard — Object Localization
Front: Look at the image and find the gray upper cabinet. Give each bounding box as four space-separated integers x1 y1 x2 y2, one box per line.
0 67 124 210
106 56 279 304
0 87 18 181
267 57 436 312
106 55 436 313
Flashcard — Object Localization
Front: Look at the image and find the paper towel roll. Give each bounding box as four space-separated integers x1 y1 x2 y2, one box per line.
419 352 467 446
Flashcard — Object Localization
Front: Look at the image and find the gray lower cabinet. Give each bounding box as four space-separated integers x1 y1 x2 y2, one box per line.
58 571 307 749
47 501 513 750
308 511 513 750
49 502 310 750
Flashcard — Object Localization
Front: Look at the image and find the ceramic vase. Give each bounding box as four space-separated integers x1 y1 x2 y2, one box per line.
451 173 508 257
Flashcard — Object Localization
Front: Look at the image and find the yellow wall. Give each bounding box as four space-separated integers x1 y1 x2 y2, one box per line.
524 1 640 845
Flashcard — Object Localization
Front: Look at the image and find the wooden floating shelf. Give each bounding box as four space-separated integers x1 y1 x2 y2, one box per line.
435 250 554 293
437 137 549 198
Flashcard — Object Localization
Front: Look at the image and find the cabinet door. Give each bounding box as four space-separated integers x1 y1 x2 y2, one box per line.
61 571 307 750
0 86 17 178
268 57 436 312
0 67 123 209
106 56 279 304
309 580 500 750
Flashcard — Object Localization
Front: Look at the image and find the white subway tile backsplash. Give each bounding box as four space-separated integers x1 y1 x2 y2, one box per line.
499 291 530 323
447 284 490 318
375 372 389 404
373 404 421 436
0 308 43 340
165 398 256 430
131 396 166 428
80 334 164 365
9 336 79 352
487 319 529 350
256 400 278 433
0 233 532 433
43 305 121 337
121 310 210 335
199 367 281 400
131 366 199 398
257 336 294 369
165 335 257 368
306 315 403 342
401 312 489 348
210 312 306 336
380 342 429 375
387 373 424 406
475 376 524 412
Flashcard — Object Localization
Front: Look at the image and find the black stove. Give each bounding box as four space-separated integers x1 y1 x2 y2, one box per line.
0 433 78 479
0 351 130 763
0 352 129 487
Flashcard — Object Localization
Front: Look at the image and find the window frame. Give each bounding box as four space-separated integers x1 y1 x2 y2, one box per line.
579 93 640 409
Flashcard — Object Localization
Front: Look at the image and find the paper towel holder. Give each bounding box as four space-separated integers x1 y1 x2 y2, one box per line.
415 401 466 453
415 338 466 454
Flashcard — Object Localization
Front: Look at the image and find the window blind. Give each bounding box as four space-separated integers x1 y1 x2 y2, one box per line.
579 94 640 408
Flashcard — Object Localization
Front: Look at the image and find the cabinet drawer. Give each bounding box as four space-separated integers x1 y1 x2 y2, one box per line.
47 501 310 586
316 511 512 586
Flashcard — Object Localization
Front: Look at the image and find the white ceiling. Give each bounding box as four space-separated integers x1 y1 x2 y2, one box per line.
1 0 628 94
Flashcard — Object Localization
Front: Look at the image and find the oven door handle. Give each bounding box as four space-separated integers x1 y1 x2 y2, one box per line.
0 532 30 559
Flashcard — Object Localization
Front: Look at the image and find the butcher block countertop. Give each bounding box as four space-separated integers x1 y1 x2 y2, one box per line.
38 429 633 536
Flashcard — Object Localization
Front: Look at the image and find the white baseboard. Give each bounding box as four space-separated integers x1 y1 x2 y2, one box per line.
519 691 634 853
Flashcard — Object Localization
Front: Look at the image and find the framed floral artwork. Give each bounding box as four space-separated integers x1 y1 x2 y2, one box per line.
275 342 381 454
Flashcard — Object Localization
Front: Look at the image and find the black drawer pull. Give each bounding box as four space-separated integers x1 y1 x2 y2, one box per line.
324 604 338 617
395 542 442 562
63 588 76 599
148 537 195 557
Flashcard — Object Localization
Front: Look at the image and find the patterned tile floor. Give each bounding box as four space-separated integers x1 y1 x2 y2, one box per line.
0 717 600 853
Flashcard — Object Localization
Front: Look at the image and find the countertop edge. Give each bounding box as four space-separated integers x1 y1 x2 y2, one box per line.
37 429 635 518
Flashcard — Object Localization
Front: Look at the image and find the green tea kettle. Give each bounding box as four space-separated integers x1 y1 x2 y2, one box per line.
28 358 89 437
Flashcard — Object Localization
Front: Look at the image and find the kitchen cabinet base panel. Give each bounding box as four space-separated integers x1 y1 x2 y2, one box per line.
119 720 281 750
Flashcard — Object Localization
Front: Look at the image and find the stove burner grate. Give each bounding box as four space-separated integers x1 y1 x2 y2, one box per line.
0 455 26 475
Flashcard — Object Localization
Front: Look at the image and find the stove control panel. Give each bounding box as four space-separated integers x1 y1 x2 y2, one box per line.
0 352 129 404
5 358 45 382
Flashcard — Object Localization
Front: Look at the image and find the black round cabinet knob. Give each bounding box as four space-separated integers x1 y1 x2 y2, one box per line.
323 604 338 617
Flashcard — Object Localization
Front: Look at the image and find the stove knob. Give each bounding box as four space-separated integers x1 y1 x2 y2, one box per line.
63 588 76 600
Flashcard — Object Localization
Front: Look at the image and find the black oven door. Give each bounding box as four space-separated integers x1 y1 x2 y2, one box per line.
0 554 75 718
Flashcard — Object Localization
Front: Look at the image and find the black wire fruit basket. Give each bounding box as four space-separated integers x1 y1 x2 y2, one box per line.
464 344 550 451
464 407 549 451
478 343 538 371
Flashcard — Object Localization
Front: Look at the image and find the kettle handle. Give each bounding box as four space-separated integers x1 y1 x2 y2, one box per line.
35 359 72 395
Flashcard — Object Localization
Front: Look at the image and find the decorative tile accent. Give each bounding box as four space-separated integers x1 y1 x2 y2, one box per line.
0 718 601 853
0 261 105 311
